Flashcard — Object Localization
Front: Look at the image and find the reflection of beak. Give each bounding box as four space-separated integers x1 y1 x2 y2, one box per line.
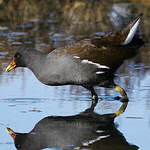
6 127 16 140
6 59 16 72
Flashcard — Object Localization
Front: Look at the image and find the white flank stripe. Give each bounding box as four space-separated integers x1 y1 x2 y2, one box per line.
122 18 140 45
96 71 104 74
82 135 110 146
73 56 80 59
96 130 105 133
81 59 109 69
102 46 107 49
74 147 80 150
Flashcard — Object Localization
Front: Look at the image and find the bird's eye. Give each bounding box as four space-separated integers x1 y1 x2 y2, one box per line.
16 144 21 148
15 53 21 59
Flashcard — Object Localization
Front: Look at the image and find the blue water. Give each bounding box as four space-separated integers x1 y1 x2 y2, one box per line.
0 64 150 149
0 1 150 149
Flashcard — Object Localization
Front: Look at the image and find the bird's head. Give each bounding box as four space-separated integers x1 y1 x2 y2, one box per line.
6 51 26 72
7 127 28 149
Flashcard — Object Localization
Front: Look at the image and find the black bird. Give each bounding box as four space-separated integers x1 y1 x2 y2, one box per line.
7 101 138 150
6 14 143 102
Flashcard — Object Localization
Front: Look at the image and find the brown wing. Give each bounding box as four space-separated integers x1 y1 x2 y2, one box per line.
91 32 125 47
62 14 142 72
61 38 140 72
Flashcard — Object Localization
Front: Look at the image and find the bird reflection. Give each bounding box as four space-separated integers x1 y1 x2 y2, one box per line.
7 101 138 150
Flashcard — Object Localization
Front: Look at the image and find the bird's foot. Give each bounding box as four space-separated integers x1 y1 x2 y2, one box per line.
114 85 128 102
120 97 129 102
114 96 129 102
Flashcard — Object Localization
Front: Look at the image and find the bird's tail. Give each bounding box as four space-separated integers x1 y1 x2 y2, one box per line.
91 13 142 47
121 13 142 45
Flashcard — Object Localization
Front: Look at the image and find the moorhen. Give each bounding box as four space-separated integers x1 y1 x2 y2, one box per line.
6 14 143 102
6 102 136 150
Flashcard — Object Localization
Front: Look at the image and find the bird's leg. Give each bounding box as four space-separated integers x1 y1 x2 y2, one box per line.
90 87 98 105
114 85 128 102
83 86 98 103
83 97 98 113
115 102 128 116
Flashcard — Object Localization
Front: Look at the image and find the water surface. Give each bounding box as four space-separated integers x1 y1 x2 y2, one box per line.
0 0 150 149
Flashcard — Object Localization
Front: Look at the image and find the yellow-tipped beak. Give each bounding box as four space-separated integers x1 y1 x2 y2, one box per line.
6 127 16 140
6 59 16 72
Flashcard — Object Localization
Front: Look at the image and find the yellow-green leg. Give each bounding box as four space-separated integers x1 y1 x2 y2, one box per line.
84 97 98 113
91 88 98 105
84 86 98 104
115 102 128 116
114 85 128 102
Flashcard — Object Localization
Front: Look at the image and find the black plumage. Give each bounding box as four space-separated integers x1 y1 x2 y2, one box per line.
7 102 138 150
6 14 144 102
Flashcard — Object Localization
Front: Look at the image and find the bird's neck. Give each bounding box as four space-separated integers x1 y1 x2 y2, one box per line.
25 50 46 76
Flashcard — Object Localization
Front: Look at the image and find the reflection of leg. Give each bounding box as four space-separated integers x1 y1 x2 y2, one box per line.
115 102 128 117
83 86 98 104
84 97 98 113
114 85 128 102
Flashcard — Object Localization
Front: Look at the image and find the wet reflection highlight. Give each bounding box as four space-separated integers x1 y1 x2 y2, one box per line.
7 101 133 150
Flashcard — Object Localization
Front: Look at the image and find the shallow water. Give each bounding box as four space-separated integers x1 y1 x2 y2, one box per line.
0 0 150 150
